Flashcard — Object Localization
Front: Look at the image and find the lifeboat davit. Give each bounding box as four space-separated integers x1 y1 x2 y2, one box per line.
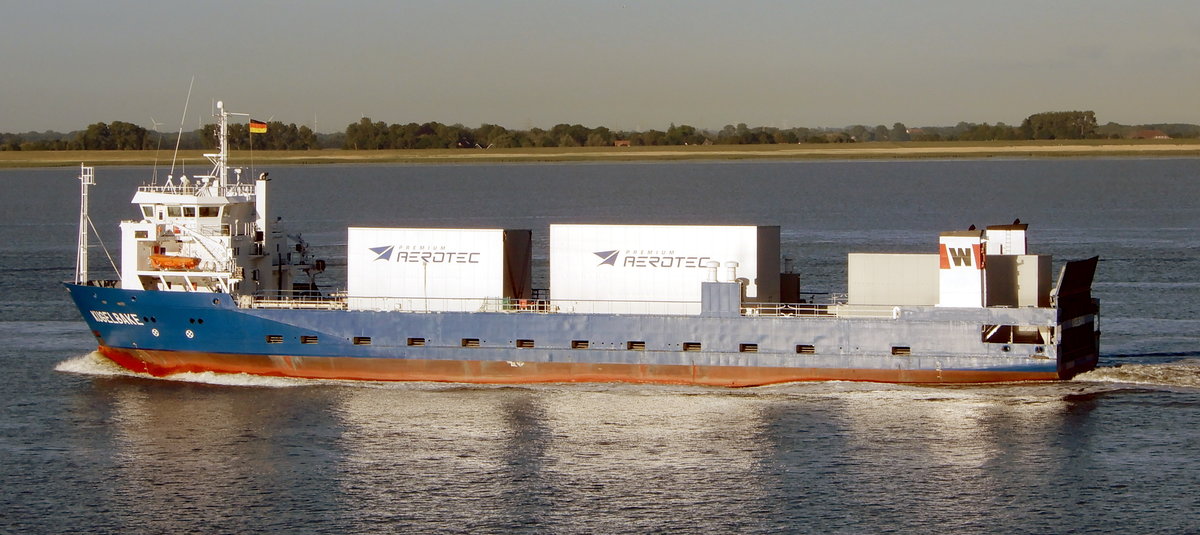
150 254 201 270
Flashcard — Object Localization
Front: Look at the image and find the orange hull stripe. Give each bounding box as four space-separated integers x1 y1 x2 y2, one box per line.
98 346 1061 386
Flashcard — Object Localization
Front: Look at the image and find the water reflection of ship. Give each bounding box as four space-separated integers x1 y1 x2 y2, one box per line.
332 385 771 530
82 377 1111 531
92 380 345 530
810 386 1102 526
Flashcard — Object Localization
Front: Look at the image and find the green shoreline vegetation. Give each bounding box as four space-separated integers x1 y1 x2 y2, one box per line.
3 139 1200 169
5 110 1200 168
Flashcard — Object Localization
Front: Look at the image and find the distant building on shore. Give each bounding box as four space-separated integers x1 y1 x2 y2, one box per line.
1132 130 1170 140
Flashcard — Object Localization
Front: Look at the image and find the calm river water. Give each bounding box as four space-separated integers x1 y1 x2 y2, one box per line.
2 159 1198 533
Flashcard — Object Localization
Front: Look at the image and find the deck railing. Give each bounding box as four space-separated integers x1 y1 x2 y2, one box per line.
241 291 900 319
136 182 257 196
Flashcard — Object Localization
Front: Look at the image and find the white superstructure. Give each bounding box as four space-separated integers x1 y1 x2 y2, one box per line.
114 101 310 295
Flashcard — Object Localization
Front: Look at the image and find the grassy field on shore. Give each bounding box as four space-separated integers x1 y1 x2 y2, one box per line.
3 139 1200 168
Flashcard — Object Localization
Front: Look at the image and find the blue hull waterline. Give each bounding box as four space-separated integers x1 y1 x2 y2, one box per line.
65 102 1100 386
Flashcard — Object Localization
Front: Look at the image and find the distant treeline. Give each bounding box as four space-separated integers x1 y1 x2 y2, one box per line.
4 111 1198 151
1 120 343 151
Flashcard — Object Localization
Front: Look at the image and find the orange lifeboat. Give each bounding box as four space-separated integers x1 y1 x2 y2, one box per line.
150 254 201 270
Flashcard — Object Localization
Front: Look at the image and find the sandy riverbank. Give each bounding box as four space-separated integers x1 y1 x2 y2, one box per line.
3 140 1199 168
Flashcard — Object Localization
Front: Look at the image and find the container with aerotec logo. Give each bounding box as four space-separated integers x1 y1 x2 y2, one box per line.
347 227 532 312
549 224 779 314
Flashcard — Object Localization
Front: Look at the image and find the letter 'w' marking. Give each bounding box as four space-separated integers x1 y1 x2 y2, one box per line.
948 247 973 267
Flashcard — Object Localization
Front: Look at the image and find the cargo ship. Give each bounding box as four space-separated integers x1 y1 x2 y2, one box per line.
64 103 1100 385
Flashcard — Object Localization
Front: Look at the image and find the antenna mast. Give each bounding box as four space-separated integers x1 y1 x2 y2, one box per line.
217 100 229 185
169 76 195 177
75 164 95 284
204 101 246 187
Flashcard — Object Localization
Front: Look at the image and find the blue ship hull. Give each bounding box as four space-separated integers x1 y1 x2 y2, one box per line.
66 282 1096 385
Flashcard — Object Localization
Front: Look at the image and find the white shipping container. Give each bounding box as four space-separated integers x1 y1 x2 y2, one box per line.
550 224 779 314
347 227 531 312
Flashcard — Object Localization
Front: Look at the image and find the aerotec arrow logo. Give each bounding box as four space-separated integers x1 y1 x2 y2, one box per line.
369 245 394 261
594 250 619 266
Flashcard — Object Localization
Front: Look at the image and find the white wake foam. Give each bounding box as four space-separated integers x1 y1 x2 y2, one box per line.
55 351 137 377
1074 359 1200 389
55 351 313 388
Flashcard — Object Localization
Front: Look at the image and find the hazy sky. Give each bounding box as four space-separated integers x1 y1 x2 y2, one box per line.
3 0 1198 133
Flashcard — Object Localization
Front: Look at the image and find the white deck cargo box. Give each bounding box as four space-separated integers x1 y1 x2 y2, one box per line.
347 227 531 312
550 224 779 314
848 253 939 305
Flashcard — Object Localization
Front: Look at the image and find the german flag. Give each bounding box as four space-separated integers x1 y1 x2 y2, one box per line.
249 119 268 134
